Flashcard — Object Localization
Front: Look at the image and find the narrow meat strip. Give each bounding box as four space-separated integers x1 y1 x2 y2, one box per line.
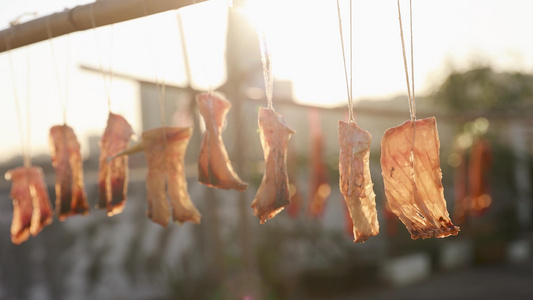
27 167 54 236
381 117 459 239
5 166 53 244
468 137 492 215
338 121 379 243
97 113 134 216
5 168 33 244
196 93 248 191
49 125 89 220
308 111 331 218
251 107 295 224
142 127 201 226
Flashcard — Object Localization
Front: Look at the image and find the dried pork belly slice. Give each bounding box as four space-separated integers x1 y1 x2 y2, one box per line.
251 107 295 224
142 127 201 226
381 117 459 239
4 166 53 244
196 93 248 191
338 121 379 243
49 125 89 220
97 113 134 216
27 167 54 236
5 167 34 244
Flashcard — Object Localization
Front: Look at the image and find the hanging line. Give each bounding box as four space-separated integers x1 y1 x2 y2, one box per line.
90 3 114 113
258 28 274 110
142 1 167 153
26 45 32 166
204 1 229 96
142 1 167 129
397 0 416 121
397 0 417 180
4 31 31 167
46 17 69 124
336 0 355 123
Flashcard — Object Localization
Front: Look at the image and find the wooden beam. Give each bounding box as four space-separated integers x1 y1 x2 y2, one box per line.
0 0 207 53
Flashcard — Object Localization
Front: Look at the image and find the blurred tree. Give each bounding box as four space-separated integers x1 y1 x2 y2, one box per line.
433 66 533 112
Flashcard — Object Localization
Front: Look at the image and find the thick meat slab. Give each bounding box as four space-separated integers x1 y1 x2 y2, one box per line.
251 107 295 223
142 127 201 226
381 117 459 239
338 121 379 243
196 93 248 191
97 113 134 216
5 166 53 244
49 125 89 220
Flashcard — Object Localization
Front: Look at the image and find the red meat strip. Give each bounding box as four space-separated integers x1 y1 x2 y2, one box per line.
97 113 134 216
196 93 248 191
251 107 295 223
308 109 331 218
381 117 459 239
49 125 89 220
5 166 53 244
468 137 492 215
338 120 379 243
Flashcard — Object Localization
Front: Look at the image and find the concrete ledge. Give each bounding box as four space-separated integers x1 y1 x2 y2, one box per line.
381 253 431 287
507 239 531 264
439 239 474 270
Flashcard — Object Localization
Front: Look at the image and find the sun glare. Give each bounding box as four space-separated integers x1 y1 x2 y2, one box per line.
242 0 358 107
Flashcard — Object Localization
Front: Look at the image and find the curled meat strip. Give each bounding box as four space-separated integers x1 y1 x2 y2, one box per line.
251 107 295 224
97 113 134 216
196 93 248 191
338 120 379 243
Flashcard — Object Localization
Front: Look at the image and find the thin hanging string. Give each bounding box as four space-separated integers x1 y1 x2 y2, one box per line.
90 3 113 113
65 33 70 120
397 0 416 121
336 0 355 123
398 0 418 182
25 46 32 166
258 29 273 110
349 0 353 120
4 34 31 167
142 1 166 129
409 0 415 115
46 18 68 124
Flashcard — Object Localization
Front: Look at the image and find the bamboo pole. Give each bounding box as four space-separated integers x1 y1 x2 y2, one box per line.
0 0 207 53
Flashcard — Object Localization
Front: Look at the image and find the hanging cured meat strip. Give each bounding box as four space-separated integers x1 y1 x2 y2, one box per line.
49 125 89 220
196 93 248 191
251 107 295 223
5 166 53 244
468 137 493 215
27 167 54 236
381 117 459 239
97 113 134 216
308 109 331 218
5 167 33 244
285 146 303 218
142 127 201 226
338 121 379 243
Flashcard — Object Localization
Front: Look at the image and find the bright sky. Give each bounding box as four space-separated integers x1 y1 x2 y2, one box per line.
1 0 533 162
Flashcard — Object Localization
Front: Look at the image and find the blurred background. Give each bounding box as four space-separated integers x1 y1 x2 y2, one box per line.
0 0 532 299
